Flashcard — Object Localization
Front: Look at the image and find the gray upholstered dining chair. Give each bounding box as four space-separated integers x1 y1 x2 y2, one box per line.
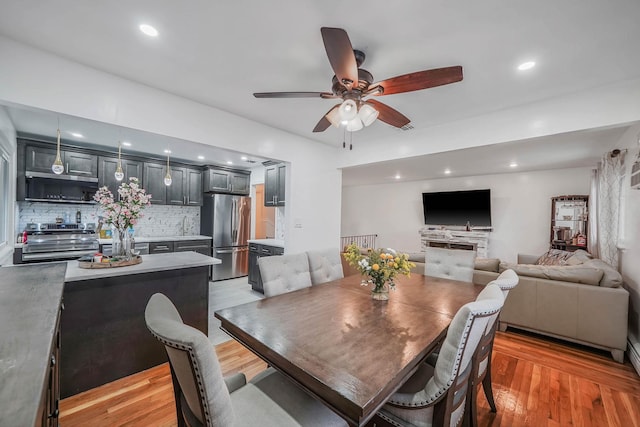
259 252 313 297
376 283 504 427
467 269 519 427
424 246 476 282
306 248 344 285
144 293 347 427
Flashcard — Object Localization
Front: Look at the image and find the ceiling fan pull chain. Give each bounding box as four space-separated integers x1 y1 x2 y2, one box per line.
350 131 353 151
343 128 346 149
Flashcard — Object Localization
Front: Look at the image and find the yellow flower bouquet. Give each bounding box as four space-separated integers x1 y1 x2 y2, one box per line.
343 244 415 299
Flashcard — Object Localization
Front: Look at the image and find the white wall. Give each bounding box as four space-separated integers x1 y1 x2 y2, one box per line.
0 107 17 265
0 36 342 254
341 167 591 262
616 123 640 365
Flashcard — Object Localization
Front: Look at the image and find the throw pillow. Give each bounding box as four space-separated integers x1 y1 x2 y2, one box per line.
583 259 622 288
535 249 574 266
474 258 500 272
499 262 604 286
566 249 594 266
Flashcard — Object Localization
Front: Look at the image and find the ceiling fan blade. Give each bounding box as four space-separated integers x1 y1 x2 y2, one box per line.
321 27 358 91
254 91 335 99
365 100 410 128
312 105 340 132
373 66 463 96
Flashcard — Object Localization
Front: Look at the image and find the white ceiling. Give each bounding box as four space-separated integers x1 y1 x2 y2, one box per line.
1 0 639 181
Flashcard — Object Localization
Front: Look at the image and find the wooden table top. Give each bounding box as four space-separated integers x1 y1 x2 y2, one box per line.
215 274 484 426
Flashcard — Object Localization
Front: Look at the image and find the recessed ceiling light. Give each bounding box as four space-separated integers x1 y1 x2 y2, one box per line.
517 61 536 71
164 149 171 154
444 169 452 175
69 132 84 138
121 141 132 147
510 162 518 168
241 156 248 161
226 161 233 165
197 155 205 160
139 24 158 37
394 174 401 180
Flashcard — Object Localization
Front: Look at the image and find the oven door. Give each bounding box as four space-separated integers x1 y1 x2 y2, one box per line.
21 249 99 263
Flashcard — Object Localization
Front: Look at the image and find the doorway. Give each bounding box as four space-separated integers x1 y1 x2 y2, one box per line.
254 184 275 239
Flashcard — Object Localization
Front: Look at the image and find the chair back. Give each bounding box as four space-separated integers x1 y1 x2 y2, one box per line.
307 248 344 285
259 252 312 297
425 246 476 282
491 268 519 298
145 293 234 427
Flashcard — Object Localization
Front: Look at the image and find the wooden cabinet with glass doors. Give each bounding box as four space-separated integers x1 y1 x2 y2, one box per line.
550 195 589 251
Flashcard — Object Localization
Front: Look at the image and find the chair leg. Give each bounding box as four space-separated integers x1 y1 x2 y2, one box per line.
482 373 497 413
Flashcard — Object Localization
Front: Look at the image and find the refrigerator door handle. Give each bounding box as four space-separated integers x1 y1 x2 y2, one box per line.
215 248 235 254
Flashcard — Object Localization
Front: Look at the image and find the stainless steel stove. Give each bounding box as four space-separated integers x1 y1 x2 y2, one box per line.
21 223 99 262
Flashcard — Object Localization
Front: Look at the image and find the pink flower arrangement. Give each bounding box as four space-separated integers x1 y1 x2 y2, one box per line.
94 177 152 231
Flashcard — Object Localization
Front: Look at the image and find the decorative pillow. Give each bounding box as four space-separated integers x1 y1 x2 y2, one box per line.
474 258 500 272
583 259 622 288
566 249 594 266
535 249 574 266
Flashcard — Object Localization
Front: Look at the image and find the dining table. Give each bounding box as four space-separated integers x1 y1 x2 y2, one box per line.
215 273 484 426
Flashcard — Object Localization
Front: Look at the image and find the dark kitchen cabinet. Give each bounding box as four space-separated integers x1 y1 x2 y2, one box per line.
167 167 187 205
186 168 203 206
204 167 250 195
248 243 284 293
25 145 98 177
264 163 285 207
149 241 175 254
98 156 143 198
143 163 168 205
174 240 212 256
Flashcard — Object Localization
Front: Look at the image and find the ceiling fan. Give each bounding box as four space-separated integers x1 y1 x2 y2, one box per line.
253 27 463 133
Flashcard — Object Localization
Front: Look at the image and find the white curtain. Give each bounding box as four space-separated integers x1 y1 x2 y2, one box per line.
589 151 626 268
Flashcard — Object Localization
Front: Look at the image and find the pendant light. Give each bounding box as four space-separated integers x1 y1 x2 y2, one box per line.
51 121 64 174
114 142 124 181
164 151 172 186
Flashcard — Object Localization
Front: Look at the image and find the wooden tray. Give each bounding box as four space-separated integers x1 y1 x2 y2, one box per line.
78 256 142 269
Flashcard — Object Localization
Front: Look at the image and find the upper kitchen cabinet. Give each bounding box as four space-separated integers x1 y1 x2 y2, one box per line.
204 167 250 195
264 162 285 207
25 144 98 177
98 156 143 198
143 163 168 205
145 164 203 206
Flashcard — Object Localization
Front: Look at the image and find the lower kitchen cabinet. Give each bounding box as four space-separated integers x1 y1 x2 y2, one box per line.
174 240 212 256
248 243 284 293
149 241 174 254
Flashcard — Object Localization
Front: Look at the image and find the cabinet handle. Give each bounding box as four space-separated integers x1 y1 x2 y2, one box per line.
48 408 59 419
51 355 56 367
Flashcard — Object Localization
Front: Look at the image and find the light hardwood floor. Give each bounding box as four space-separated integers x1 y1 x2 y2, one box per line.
59 330 640 427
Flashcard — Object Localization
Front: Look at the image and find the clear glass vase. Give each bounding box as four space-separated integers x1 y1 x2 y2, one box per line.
371 281 389 301
111 227 131 259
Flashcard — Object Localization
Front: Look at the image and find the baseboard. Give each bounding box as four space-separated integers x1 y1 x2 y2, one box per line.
628 339 640 376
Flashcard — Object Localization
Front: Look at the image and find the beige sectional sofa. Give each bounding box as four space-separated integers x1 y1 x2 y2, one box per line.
406 251 629 362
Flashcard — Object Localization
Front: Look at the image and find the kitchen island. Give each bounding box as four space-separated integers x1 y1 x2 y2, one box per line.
61 252 219 398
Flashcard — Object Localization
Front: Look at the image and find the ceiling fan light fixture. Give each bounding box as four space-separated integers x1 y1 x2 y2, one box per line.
358 104 379 127
338 99 358 122
346 117 363 132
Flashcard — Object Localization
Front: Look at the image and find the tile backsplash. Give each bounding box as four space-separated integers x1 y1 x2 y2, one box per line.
16 202 200 237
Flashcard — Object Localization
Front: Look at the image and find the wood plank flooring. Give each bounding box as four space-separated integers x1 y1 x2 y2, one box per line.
59 331 640 427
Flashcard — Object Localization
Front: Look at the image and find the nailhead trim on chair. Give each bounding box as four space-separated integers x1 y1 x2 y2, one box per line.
387 306 500 408
147 327 213 424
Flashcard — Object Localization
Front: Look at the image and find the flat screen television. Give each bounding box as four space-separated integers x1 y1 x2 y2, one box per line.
422 189 492 227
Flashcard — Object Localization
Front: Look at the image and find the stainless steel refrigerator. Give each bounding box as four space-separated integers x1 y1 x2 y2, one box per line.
201 194 251 281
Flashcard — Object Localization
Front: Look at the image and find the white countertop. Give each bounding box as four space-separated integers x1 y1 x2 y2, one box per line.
98 235 212 245
64 252 220 282
248 239 285 248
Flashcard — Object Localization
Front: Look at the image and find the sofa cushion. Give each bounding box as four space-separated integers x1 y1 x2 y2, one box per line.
407 252 425 263
535 249 574 266
474 258 500 272
499 262 604 286
583 259 622 288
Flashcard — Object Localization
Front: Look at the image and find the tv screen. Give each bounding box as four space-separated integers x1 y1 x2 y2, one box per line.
422 189 492 227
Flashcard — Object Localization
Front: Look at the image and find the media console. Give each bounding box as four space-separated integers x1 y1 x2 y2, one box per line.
419 228 490 258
